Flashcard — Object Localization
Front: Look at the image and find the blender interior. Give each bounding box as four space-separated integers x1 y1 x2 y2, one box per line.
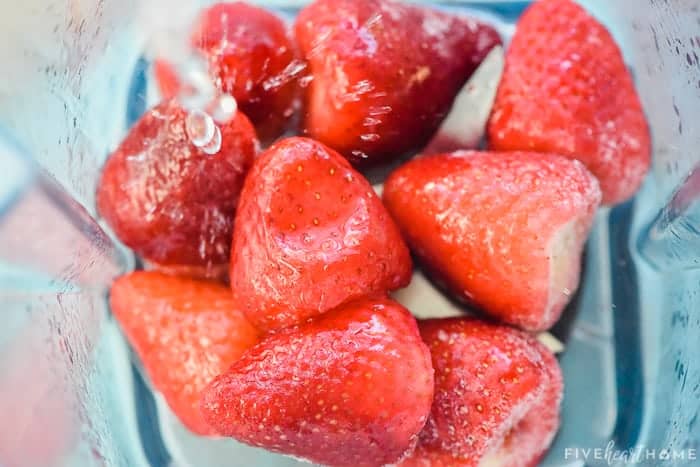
0 1 698 467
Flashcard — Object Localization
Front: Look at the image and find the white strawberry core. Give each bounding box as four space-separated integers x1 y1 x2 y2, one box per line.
479 448 507 467
544 218 583 327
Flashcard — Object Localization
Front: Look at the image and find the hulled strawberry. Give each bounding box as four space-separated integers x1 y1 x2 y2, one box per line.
401 318 562 467
488 0 650 205
110 271 260 435
156 2 300 142
295 0 501 165
201 296 434 466
97 99 257 279
230 137 412 331
383 151 601 331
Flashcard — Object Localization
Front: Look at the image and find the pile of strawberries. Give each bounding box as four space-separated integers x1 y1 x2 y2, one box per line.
99 0 650 465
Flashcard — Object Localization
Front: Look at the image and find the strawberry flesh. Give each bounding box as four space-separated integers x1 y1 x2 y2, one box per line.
383 150 601 331
201 296 434 467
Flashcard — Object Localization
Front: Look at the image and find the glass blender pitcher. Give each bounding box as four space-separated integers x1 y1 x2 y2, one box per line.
0 1 699 466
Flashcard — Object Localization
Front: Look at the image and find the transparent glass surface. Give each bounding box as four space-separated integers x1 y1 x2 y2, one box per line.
0 1 699 466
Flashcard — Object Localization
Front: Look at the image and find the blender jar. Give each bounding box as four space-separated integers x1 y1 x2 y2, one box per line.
0 1 699 466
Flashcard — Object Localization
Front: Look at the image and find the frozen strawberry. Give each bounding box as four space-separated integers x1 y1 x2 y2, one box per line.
201 296 434 466
383 151 601 331
400 318 562 467
488 0 650 205
110 271 260 435
156 2 300 142
230 137 412 331
96 99 257 279
294 0 501 165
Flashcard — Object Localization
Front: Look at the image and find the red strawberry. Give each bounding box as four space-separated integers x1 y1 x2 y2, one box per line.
201 296 434 466
294 0 501 165
488 0 650 205
110 271 260 435
156 2 300 142
230 136 412 331
96 99 257 280
401 318 562 467
383 151 601 331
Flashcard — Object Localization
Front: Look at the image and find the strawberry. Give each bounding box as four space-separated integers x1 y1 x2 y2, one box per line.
383 151 601 331
200 296 434 466
294 0 501 165
110 271 260 435
156 2 300 142
96 99 257 280
401 318 562 467
230 136 412 331
488 0 650 205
